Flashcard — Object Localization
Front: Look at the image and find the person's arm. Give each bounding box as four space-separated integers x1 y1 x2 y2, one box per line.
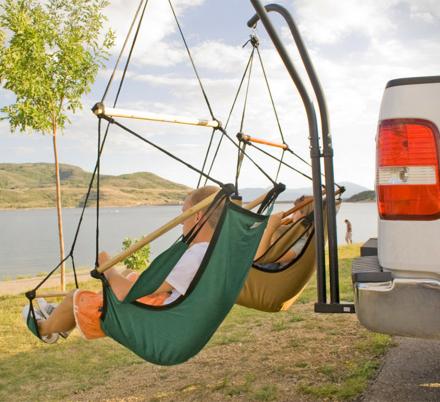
99 252 173 301
254 212 284 260
276 249 296 264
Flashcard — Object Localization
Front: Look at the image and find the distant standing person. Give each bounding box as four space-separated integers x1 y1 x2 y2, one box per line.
344 219 352 244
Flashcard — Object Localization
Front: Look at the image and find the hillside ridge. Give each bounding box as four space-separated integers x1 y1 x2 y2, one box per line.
0 163 190 209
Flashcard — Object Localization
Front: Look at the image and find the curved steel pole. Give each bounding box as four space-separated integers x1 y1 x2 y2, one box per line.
248 0 327 303
249 3 340 303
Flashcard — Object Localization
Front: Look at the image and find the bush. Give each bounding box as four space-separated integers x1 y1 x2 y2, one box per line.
122 237 150 271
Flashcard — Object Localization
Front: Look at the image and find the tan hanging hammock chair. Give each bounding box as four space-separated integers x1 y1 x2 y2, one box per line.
237 195 340 312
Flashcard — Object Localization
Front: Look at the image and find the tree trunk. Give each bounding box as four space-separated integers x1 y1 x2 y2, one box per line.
52 126 66 291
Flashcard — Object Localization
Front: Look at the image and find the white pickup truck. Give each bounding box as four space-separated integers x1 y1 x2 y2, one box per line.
352 76 440 339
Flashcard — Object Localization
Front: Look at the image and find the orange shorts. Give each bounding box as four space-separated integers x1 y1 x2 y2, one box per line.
73 272 169 340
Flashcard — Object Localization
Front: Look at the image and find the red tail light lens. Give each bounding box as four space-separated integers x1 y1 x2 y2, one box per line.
377 119 440 220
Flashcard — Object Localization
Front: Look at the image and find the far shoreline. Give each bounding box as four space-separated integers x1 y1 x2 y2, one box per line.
0 201 185 211
0 199 375 211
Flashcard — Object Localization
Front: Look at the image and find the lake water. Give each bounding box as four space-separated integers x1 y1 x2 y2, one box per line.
0 202 377 280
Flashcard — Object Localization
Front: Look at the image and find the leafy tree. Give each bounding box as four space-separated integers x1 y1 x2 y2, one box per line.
122 238 151 272
0 0 114 289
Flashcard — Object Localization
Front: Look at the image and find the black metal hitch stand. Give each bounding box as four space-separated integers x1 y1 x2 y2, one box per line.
248 0 355 313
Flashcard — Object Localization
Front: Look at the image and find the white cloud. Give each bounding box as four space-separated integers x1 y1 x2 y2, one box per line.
103 0 206 68
191 41 250 74
405 0 440 21
3 0 440 190
291 0 399 45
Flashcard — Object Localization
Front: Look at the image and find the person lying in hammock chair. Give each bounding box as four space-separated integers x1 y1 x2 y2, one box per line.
254 195 313 266
22 186 223 344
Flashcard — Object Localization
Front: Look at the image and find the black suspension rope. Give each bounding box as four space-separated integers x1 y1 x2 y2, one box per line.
255 46 286 144
239 44 255 133
203 47 256 186
284 147 341 190
101 0 148 103
257 182 286 214
27 0 230 298
247 35 341 189
234 45 255 192
30 255 71 293
107 117 225 187
28 101 112 294
68 130 110 253
218 127 276 186
95 119 103 268
202 134 225 187
274 149 285 182
197 127 217 188
168 0 216 120
234 141 247 195
243 138 316 183
112 0 150 107
71 255 79 289
255 45 287 182
183 191 229 245
254 40 329 185
235 51 254 193
28 1 150 293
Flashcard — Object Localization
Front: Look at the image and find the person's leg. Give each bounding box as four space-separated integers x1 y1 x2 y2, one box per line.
99 253 137 301
120 268 135 278
38 290 76 336
104 268 136 301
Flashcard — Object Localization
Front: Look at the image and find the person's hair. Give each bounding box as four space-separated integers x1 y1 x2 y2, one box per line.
187 186 225 229
294 195 314 216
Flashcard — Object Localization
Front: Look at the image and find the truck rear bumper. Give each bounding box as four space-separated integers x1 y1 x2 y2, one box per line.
352 239 440 339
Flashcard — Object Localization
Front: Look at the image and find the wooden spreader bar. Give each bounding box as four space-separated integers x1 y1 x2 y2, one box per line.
36 190 221 298
96 190 221 274
92 102 221 128
237 132 288 150
36 189 277 299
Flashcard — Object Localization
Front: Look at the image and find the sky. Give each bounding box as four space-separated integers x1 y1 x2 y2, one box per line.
1 0 439 190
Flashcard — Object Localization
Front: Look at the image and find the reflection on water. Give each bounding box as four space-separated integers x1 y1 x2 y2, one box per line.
0 202 377 279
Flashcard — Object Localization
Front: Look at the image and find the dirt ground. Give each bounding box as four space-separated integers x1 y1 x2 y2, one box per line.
0 271 91 296
64 302 382 402
2 257 388 401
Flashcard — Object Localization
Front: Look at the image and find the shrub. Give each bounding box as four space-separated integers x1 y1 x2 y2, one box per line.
122 237 150 271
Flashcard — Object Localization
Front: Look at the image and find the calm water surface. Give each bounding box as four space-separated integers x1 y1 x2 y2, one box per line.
0 202 377 279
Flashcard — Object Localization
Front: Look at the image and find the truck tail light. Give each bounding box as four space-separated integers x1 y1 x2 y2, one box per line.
377 119 440 220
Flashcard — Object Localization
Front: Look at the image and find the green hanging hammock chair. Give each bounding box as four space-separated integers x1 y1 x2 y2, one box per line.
26 195 270 366
92 198 268 365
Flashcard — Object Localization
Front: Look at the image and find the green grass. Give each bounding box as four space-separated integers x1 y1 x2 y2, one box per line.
298 339 387 400
0 287 142 401
254 384 279 401
0 244 392 401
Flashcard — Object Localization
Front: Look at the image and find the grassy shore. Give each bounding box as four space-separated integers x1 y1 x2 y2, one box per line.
0 244 392 401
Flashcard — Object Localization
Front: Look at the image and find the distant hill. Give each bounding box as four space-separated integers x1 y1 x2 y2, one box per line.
240 181 372 202
346 190 376 202
0 163 190 209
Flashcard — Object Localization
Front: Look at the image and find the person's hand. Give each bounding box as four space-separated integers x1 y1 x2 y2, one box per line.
292 210 304 223
98 251 111 267
267 212 284 230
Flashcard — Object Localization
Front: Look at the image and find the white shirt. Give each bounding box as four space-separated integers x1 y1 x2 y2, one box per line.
164 242 209 304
